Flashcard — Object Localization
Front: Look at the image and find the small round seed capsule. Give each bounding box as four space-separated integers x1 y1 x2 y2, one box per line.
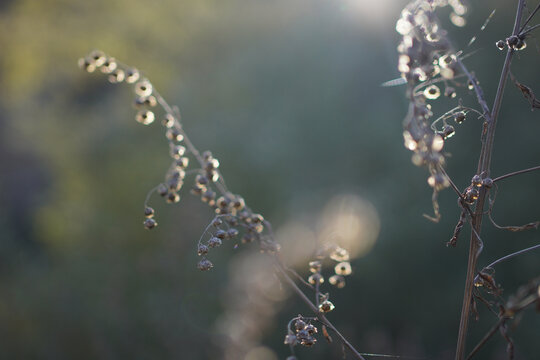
318 300 335 313
143 218 158 229
108 69 125 83
212 218 223 227
196 175 209 186
166 192 180 203
201 189 216 204
329 274 346 288
89 50 106 67
100 57 117 73
454 111 466 124
169 145 186 159
175 157 189 169
471 175 482 187
78 57 96 72
134 95 157 108
144 207 155 218
496 40 505 50
334 261 352 276
309 260 322 274
467 80 474 90
506 35 519 48
190 186 205 196
166 128 184 142
202 151 213 160
308 273 324 285
208 237 222 248
215 229 227 239
515 39 526 50
251 214 264 224
482 177 493 188
294 319 306 331
135 110 155 125
162 114 175 128
442 124 455 139
284 334 297 346
329 247 349 262
125 68 140 83
423 85 441 100
305 324 317 335
233 196 245 210
300 336 316 347
197 244 209 256
227 228 239 238
197 258 213 271
135 80 153 97
444 86 457 98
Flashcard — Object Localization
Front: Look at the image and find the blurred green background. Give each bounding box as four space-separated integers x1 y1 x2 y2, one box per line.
0 0 539 359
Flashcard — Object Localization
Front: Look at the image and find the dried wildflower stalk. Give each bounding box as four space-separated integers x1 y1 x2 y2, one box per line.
79 50 367 359
397 0 540 359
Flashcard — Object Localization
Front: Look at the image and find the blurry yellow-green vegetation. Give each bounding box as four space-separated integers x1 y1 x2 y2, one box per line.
0 0 539 359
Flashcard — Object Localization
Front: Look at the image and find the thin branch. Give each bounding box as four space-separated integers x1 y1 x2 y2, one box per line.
518 2 540 33
477 243 540 276
465 318 505 360
493 165 540 182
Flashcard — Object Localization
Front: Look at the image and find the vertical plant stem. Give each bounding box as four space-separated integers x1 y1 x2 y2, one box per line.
454 1 526 359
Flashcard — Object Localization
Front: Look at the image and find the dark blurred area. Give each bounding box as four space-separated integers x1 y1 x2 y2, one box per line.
0 0 539 359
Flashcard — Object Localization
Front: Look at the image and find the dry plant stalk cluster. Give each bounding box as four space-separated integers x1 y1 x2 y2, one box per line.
79 0 540 359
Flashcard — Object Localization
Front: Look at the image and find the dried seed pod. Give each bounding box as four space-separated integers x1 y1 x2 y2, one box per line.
157 184 168 196
197 258 213 271
318 300 335 313
166 192 180 203
308 273 324 285
423 85 441 100
169 145 186 159
78 57 96 72
482 177 493 188
125 68 140 83
108 69 125 83
454 111 466 124
100 57 117 73
197 244 209 256
190 186 205 196
329 246 349 262
232 196 245 210
208 237 222 248
143 218 157 229
300 336 316 347
444 86 456 98
334 261 352 276
471 175 482 187
144 206 155 218
166 128 184 142
162 114 175 128
305 324 317 335
496 40 505 50
196 174 209 186
294 319 306 331
135 80 153 97
134 95 157 108
442 124 455 139
309 260 322 274
214 229 227 239
175 157 189 169
135 110 155 125
329 274 346 288
227 228 239 238
201 189 216 204
89 50 106 67
212 218 223 227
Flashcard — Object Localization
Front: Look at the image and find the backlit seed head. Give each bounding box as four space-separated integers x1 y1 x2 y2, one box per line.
125 68 140 83
305 324 317 335
216 196 229 209
78 57 96 72
197 244 209 256
166 128 184 142
506 35 519 48
100 57 117 73
208 170 220 182
318 300 335 313
108 69 125 83
467 80 474 90
205 158 220 171
169 145 186 159
334 261 352 276
454 111 466 124
134 95 157 108
197 258 213 271
309 260 322 274
227 228 239 238
232 196 245 210
208 237 222 248
143 218 158 229
89 50 106 67
251 214 264 224
471 175 482 187
442 124 455 139
215 229 227 239
135 80 153 97
329 274 346 288
170 169 186 180
465 186 479 204
166 192 180 203
294 319 306 331
196 174 209 186
212 218 223 227
144 206 155 218
496 40 505 50
162 114 175 128
308 273 324 285
329 246 349 262
175 157 189 169
515 39 526 50
167 178 183 192
135 110 155 125
423 85 441 100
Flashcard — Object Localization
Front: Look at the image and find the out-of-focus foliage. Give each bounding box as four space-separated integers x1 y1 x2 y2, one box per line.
0 0 539 359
